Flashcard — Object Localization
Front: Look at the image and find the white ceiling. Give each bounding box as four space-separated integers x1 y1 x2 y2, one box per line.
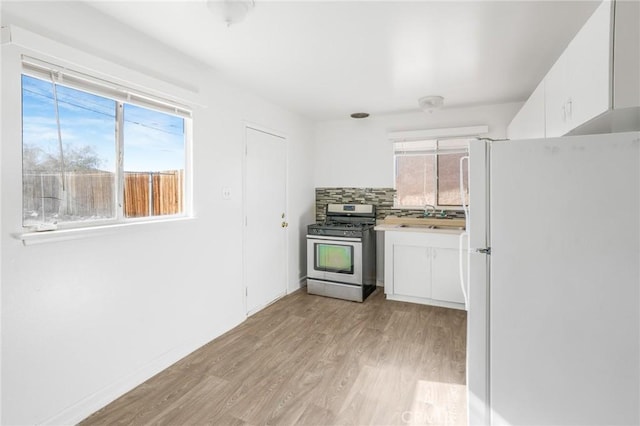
87 0 600 121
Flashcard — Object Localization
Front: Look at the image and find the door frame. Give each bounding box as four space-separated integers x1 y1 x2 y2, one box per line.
242 122 289 317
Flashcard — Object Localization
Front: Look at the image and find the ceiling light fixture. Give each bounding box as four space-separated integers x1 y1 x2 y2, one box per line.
418 95 444 113
206 0 256 27
350 112 370 119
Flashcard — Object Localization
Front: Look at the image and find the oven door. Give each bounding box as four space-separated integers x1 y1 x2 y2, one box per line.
307 235 362 285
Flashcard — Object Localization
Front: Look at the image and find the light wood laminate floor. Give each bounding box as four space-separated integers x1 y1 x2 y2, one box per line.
81 288 467 425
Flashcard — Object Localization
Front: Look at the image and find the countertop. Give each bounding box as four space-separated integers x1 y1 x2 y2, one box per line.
374 215 466 235
374 223 465 235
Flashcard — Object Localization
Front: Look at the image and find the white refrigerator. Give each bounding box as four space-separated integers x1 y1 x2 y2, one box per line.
465 131 640 425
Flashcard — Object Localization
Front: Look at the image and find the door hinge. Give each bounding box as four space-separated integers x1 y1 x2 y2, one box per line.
477 247 491 255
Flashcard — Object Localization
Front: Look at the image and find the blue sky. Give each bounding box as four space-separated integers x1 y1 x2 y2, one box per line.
22 75 185 172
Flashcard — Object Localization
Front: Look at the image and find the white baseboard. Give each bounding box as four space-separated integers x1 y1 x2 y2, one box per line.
39 328 240 425
386 294 466 311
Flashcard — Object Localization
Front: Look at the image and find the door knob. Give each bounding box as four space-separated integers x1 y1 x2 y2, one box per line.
281 221 289 228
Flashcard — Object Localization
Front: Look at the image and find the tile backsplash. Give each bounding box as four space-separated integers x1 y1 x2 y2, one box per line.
315 187 461 222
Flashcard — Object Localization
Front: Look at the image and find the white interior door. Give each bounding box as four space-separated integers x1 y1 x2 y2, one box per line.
245 126 287 315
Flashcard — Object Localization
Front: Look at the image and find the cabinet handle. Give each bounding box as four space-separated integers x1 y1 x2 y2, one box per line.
566 98 573 120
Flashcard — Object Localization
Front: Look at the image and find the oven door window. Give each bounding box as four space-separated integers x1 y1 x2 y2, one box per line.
315 243 354 274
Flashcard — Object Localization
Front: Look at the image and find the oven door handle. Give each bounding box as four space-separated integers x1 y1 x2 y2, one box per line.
306 235 362 242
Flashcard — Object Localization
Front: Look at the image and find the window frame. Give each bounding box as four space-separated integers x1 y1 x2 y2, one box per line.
21 57 193 231
392 138 470 211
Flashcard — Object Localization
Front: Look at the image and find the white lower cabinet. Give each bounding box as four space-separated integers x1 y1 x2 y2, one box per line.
393 245 431 298
384 230 465 309
431 247 465 304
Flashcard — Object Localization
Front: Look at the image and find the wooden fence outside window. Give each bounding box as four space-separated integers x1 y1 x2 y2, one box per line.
22 170 184 221
124 171 184 217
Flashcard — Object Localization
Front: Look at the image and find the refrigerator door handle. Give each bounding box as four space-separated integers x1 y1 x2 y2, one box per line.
459 155 469 218
459 231 469 308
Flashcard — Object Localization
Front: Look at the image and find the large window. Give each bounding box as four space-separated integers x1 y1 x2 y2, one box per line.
21 57 190 229
394 138 469 209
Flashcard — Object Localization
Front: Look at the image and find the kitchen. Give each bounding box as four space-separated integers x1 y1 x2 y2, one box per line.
1 1 639 425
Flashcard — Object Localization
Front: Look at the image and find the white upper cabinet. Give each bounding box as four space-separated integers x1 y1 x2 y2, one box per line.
545 0 612 137
612 0 640 109
510 0 639 139
568 0 612 125
544 52 570 137
508 80 546 140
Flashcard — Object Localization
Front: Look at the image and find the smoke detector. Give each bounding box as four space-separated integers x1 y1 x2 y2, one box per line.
418 95 444 113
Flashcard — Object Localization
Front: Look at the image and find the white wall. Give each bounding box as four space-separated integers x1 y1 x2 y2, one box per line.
313 103 522 187
0 2 314 425
313 103 522 285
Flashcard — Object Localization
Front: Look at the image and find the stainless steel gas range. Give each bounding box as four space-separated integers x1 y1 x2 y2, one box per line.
306 203 376 302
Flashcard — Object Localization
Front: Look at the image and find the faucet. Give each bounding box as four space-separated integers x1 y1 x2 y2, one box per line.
423 204 436 217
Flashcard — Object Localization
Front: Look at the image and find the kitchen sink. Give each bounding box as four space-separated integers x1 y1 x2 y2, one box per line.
398 224 465 230
379 215 466 231
423 215 460 220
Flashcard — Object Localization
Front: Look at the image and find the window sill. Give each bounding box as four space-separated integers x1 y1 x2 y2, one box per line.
13 216 194 246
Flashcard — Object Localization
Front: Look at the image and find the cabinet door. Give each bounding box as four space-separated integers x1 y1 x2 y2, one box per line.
507 80 546 140
393 245 431 298
431 248 465 304
613 0 640 109
567 0 611 129
544 53 569 137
